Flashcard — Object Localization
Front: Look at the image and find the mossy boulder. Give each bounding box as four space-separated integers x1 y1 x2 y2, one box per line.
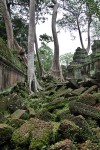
69 101 100 120
55 109 74 121
73 87 87 95
57 120 79 141
77 93 98 106
43 99 67 112
11 109 29 120
0 93 26 113
49 139 75 150
35 109 55 121
71 115 92 141
78 140 99 150
0 124 13 145
55 88 74 98
12 118 53 149
7 93 25 113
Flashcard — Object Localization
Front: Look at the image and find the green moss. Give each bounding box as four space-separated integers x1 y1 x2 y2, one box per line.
56 109 74 121
35 109 55 121
11 118 53 148
49 139 76 150
29 119 53 149
77 93 97 106
11 121 31 145
30 130 52 150
43 98 67 112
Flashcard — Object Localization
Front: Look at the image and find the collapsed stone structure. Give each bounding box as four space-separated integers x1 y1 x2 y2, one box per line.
66 40 100 80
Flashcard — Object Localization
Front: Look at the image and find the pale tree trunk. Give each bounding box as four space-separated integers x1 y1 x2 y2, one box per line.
51 0 64 81
0 0 14 49
76 17 85 49
28 0 42 92
86 15 92 53
34 26 45 78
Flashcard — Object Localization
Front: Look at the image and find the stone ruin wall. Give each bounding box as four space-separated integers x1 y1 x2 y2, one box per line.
0 55 25 91
66 40 100 80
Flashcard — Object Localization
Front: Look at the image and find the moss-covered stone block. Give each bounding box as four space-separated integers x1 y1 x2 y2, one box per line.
73 87 87 95
57 120 79 141
29 118 53 149
11 118 53 149
11 121 31 146
77 93 98 106
55 88 74 98
69 101 100 120
71 115 92 141
56 109 74 121
49 139 75 150
35 109 55 121
43 99 67 112
83 85 98 94
7 93 25 113
11 109 29 120
0 123 13 145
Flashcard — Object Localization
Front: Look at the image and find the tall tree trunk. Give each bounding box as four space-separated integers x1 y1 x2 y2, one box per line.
0 0 28 66
0 0 14 49
51 0 64 81
34 26 45 78
28 0 42 92
76 17 85 49
86 14 92 53
86 20 91 53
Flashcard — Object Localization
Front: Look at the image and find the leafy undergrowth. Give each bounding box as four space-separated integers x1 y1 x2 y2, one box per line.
0 80 100 150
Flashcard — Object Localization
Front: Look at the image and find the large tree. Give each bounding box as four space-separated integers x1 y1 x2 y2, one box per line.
0 0 28 65
28 0 42 92
51 0 63 81
58 0 95 53
0 0 14 49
